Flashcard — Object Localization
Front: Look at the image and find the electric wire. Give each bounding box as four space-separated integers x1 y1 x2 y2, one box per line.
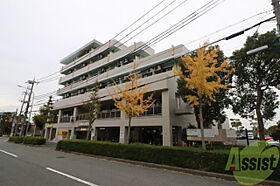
115 0 180 48
184 9 273 46
44 0 169 77
138 0 225 51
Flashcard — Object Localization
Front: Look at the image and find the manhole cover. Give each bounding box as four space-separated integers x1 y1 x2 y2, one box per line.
56 156 65 158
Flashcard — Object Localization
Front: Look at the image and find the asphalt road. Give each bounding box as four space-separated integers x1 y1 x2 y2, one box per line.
0 137 240 186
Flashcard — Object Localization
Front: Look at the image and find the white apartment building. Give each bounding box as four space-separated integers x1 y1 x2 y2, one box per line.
44 39 198 146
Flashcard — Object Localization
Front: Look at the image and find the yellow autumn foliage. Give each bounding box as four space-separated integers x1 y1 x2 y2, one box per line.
108 72 155 118
173 44 233 106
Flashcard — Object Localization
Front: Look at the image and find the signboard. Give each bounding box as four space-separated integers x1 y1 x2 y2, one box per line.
57 135 62 141
58 130 67 135
46 124 53 128
78 121 89 127
75 128 88 131
187 129 199 136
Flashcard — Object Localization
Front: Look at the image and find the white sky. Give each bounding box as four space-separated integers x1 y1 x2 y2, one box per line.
0 0 279 128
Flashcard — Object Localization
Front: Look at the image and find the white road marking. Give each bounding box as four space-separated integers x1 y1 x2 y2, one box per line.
0 149 18 158
46 167 98 186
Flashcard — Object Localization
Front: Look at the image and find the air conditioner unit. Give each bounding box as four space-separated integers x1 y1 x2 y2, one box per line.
155 65 162 71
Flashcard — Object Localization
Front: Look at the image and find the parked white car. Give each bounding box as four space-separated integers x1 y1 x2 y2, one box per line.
266 139 280 148
248 133 254 140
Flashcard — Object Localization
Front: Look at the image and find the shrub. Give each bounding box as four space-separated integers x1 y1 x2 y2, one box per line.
56 140 229 174
9 136 24 143
23 136 46 145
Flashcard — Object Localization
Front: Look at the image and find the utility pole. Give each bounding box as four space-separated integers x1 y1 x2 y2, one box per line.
272 0 280 35
20 78 38 136
10 109 18 137
26 92 35 136
14 87 28 136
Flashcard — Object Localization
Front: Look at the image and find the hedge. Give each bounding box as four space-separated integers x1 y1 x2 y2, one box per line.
23 136 46 145
56 140 280 181
56 140 229 174
9 136 46 145
8 136 24 143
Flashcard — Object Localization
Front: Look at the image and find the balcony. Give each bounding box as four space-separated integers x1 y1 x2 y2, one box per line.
76 110 121 121
61 39 127 74
97 110 121 119
59 41 151 83
137 105 162 117
57 45 186 96
174 104 193 115
60 116 73 123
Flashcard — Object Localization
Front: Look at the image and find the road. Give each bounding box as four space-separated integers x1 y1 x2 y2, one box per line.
0 137 240 186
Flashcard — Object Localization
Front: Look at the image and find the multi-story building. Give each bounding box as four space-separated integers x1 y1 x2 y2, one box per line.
44 39 198 146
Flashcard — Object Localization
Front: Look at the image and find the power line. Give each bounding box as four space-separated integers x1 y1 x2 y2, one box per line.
34 90 57 99
38 76 61 83
37 71 61 81
40 0 168 79
111 0 167 40
115 0 180 48
36 0 222 85
139 0 225 51
184 9 273 46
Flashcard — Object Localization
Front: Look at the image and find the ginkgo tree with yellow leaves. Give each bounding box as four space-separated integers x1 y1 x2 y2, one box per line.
107 72 155 144
174 43 233 150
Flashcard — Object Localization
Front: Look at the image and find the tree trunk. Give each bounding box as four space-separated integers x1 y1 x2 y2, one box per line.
19 124 24 136
195 112 200 127
256 87 265 140
126 117 132 144
86 123 92 140
199 103 206 150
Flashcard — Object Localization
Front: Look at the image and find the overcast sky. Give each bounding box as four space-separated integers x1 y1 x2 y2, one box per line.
0 0 279 128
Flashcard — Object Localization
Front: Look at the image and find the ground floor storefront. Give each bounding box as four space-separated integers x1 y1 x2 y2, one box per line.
45 125 187 146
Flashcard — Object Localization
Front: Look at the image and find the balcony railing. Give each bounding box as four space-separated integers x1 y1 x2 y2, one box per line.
76 113 89 121
63 106 161 123
76 110 121 121
97 110 121 119
60 116 73 123
137 105 162 117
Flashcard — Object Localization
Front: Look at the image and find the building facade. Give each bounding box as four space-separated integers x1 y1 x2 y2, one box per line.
45 39 198 146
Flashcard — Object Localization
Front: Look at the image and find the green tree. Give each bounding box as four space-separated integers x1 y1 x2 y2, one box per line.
176 46 232 129
83 81 101 140
33 96 55 135
277 120 280 128
271 129 280 141
230 118 242 131
231 30 280 140
33 114 45 130
0 112 13 135
265 125 278 136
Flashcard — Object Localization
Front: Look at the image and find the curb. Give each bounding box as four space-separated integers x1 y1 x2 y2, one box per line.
57 150 280 186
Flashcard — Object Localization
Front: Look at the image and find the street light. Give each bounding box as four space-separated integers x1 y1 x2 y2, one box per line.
17 85 30 90
246 37 280 55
